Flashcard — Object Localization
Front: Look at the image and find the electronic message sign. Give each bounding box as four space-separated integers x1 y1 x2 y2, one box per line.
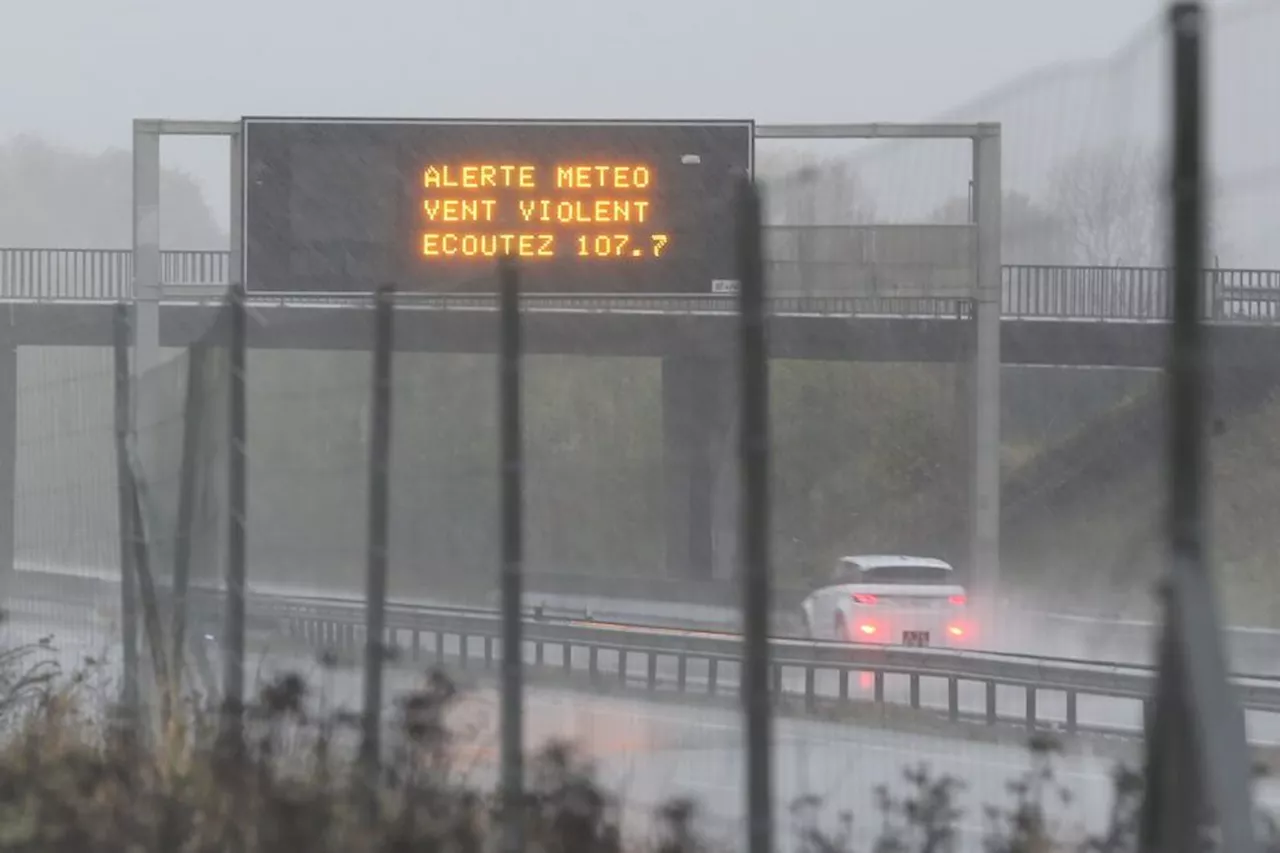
242 118 754 294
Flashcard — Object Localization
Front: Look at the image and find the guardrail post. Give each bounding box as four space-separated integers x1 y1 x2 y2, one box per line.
874 671 885 703
435 630 445 662
948 677 959 722
838 669 849 701
1025 687 1037 731
909 674 920 709
708 658 718 695
412 630 420 661
1066 690 1077 734
618 649 628 685
986 681 997 725
677 654 687 692
647 653 658 690
804 667 816 712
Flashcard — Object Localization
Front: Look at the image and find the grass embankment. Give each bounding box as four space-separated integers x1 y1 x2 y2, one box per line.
24 345 1280 624
1004 384 1280 626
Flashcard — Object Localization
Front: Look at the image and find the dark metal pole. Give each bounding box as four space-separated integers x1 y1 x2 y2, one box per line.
737 176 773 853
171 345 207 704
498 256 525 853
113 302 139 726
220 282 248 746
360 284 394 786
1140 6 1257 853
128 466 170 726
1166 3 1208 634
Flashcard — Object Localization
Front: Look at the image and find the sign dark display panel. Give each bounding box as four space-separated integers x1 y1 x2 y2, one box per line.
242 118 754 294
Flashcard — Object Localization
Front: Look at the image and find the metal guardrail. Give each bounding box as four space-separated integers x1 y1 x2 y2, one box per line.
9 568 1280 738
241 590 1280 738
508 586 1280 673
233 291 974 319
3 248 1280 323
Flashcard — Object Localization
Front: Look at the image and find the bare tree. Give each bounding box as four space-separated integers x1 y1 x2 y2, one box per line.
754 152 877 225
1048 142 1162 266
929 190 1071 265
1048 141 1238 268
0 134 225 249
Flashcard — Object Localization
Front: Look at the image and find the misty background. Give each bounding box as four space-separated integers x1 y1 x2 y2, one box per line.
4 0 1280 632
5 0 1261 249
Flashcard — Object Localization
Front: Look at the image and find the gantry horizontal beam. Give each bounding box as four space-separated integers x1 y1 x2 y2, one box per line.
755 122 1000 140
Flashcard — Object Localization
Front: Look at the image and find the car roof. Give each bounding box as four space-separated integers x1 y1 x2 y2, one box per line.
837 554 953 571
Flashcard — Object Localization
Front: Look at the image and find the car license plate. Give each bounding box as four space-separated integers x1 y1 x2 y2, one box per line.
902 631 930 647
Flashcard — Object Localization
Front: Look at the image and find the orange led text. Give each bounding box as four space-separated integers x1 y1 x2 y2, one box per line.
422 232 556 258
423 164 537 189
555 165 651 189
517 199 650 224
423 198 498 222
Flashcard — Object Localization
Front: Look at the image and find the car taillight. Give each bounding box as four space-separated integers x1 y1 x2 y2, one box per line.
948 594 967 605
858 623 877 636
852 593 878 605
947 624 965 637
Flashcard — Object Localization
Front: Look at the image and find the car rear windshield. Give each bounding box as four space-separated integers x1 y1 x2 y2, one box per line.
859 565 952 584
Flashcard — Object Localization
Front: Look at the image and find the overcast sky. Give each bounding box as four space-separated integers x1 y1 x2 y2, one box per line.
4 0 1274 262
0 1 1170 211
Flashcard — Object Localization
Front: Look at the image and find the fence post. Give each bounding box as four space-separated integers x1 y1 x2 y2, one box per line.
169 342 209 708
125 443 171 731
113 303 140 729
737 177 774 853
498 257 525 853
220 281 248 748
360 284 394 789
1139 7 1257 853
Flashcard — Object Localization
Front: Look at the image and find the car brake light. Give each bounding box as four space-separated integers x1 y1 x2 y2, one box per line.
948 594 967 605
948 624 964 637
859 623 877 636
852 593 878 605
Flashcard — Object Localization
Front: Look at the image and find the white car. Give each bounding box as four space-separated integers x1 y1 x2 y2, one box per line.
799 555 972 647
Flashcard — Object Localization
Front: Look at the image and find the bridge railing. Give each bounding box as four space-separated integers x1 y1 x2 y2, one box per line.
3 246 1280 322
0 248 228 301
1002 264 1280 321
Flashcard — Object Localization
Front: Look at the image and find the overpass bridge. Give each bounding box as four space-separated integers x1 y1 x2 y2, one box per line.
3 246 1280 366
1 245 1279 588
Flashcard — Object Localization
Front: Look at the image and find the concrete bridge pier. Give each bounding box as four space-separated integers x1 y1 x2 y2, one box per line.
662 356 736 581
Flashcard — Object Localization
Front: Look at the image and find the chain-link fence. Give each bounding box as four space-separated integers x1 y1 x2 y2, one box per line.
0 308 125 707
0 2 1276 849
129 301 232 717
